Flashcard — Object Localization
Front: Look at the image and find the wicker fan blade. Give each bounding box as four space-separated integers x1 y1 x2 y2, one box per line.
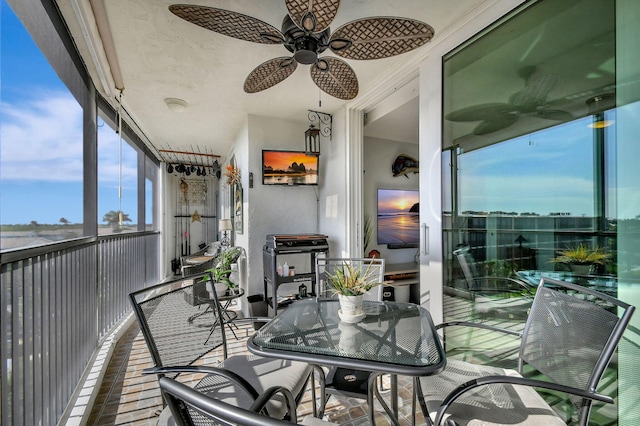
329 17 434 60
285 0 340 33
509 66 558 111
244 57 298 93
473 115 519 135
445 103 518 122
535 109 574 121
310 57 358 100
169 5 283 44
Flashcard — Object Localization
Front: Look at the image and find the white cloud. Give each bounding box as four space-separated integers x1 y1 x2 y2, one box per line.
1 90 82 181
1 89 137 184
97 120 138 187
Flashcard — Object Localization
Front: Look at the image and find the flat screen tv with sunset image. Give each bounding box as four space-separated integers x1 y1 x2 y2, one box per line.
262 150 318 186
377 188 419 248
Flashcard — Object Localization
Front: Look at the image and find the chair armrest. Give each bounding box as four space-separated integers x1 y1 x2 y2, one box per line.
433 375 614 426
249 386 298 424
229 315 272 324
158 377 297 426
436 320 523 338
472 277 536 297
143 365 261 401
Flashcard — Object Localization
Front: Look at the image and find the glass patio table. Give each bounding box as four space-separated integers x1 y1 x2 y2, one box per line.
517 269 617 297
247 299 446 425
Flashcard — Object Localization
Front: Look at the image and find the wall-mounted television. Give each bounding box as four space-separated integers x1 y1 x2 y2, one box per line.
262 150 318 186
377 188 419 248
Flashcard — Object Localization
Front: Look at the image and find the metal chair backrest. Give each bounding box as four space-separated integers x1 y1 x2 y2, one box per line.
519 277 634 422
315 257 385 301
129 277 226 372
453 246 481 289
158 376 297 426
181 256 217 278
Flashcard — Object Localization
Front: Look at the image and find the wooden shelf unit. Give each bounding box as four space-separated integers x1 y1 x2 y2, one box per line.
383 262 420 303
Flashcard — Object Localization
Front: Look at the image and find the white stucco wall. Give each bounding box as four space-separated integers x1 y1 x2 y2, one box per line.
317 106 350 259
363 136 419 264
242 114 321 303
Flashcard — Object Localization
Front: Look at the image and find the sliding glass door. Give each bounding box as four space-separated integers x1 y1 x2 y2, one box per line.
442 0 640 423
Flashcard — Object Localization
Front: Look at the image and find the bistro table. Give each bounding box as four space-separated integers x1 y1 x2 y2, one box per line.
516 269 617 297
247 299 446 425
184 255 216 265
189 287 245 346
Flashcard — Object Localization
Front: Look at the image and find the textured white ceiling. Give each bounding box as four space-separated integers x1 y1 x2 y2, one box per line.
58 0 489 161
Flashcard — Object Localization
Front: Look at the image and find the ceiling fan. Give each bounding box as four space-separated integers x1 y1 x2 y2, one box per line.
445 66 573 135
169 0 434 100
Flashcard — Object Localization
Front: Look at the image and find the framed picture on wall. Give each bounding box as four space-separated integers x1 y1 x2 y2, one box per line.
234 182 243 234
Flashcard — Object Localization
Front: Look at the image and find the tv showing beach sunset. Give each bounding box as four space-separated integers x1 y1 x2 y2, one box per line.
377 188 419 246
262 150 318 186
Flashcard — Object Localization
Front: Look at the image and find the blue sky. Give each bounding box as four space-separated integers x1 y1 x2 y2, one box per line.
1 0 137 225
2 0 634 225
458 118 598 217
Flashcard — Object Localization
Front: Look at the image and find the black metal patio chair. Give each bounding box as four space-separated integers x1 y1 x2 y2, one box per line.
448 246 536 320
418 277 635 425
129 277 324 424
157 375 335 426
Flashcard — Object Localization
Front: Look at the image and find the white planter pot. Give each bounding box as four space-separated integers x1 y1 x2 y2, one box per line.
569 264 594 275
338 294 365 323
338 322 359 352
206 281 228 297
214 282 228 296
338 294 363 315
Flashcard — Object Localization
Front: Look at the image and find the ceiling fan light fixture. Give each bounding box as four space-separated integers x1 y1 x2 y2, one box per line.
586 93 615 114
589 120 614 129
329 38 351 51
315 59 329 72
280 57 295 68
586 93 615 128
301 12 317 32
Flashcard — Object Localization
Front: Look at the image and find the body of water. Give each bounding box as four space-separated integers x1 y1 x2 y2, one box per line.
377 213 419 244
263 173 317 185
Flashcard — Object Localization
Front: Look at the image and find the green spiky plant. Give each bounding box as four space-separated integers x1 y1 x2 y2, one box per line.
550 244 610 265
363 213 372 253
327 260 383 296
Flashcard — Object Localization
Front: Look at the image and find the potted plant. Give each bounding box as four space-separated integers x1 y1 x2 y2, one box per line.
326 260 384 323
202 247 241 297
550 244 609 275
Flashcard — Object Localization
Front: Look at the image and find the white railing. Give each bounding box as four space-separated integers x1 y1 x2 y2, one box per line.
0 231 160 425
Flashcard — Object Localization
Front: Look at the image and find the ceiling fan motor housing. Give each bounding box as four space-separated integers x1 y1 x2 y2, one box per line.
282 15 329 65
294 38 319 64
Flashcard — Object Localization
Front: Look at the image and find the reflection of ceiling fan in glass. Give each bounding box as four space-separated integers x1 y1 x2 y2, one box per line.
169 0 434 100
446 66 573 135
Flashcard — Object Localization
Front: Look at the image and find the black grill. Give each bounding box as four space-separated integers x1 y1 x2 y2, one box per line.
265 233 329 252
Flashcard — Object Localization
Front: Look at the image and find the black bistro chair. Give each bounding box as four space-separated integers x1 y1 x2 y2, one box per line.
449 246 535 320
129 277 324 424
158 375 335 426
418 277 635 425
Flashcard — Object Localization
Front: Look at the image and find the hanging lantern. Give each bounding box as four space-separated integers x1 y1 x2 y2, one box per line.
305 124 321 156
